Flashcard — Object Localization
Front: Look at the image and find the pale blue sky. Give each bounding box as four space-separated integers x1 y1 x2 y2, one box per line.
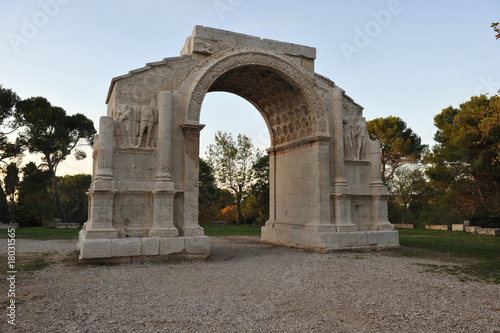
1 0 499 175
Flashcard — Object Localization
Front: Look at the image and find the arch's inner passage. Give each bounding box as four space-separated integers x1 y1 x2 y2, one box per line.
207 65 316 146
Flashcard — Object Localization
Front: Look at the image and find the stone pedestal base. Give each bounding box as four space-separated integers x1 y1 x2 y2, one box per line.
77 232 210 263
261 222 399 252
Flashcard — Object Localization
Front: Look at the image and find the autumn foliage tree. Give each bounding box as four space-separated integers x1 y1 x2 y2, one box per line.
206 131 261 224
492 22 500 39
425 94 500 226
198 158 236 224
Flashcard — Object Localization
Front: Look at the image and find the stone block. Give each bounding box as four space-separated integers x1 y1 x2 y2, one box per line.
324 233 340 249
465 226 479 233
356 232 369 246
141 237 160 256
367 231 400 247
452 224 464 231
188 25 317 59
79 239 112 259
425 225 450 231
260 225 274 242
393 224 415 229
111 238 141 257
338 232 357 248
476 228 500 236
184 236 210 254
300 231 326 249
159 237 185 255
0 223 18 229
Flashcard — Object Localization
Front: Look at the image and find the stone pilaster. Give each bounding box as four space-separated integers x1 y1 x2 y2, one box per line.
150 186 178 237
331 88 357 231
367 140 394 230
331 87 347 187
82 186 118 239
180 123 205 236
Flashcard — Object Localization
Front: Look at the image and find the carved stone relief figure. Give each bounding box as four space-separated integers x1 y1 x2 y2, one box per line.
137 97 157 149
116 104 136 147
343 118 354 160
353 117 368 160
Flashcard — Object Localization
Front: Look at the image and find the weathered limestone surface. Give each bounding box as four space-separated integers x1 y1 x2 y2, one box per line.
425 225 450 231
476 228 500 236
465 226 479 233
78 26 399 262
393 224 415 229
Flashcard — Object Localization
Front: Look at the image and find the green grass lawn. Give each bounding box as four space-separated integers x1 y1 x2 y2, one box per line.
202 224 261 237
396 228 500 284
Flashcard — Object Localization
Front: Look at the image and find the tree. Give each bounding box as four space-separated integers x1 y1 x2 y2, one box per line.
206 131 261 224
387 164 427 223
199 158 220 212
58 174 92 224
0 86 24 223
492 22 500 39
425 94 500 225
242 154 269 224
366 116 427 183
16 162 55 227
15 97 96 224
3 162 19 219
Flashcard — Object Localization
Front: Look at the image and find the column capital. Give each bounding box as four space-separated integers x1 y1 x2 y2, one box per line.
180 122 205 133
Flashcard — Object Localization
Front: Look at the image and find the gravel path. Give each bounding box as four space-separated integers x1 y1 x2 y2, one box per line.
1 237 499 332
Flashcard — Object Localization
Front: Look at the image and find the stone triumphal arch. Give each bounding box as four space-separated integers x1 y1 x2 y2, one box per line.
78 26 399 262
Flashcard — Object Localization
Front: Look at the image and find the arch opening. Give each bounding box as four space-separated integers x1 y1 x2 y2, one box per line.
199 91 270 226
207 65 314 146
200 91 270 154
196 64 318 229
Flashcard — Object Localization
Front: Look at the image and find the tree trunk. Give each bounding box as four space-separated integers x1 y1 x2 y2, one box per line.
236 186 244 225
402 203 408 223
48 162 67 224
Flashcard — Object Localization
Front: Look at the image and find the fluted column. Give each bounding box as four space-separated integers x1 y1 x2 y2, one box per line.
95 116 114 180
150 90 179 238
155 90 173 182
82 116 118 239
